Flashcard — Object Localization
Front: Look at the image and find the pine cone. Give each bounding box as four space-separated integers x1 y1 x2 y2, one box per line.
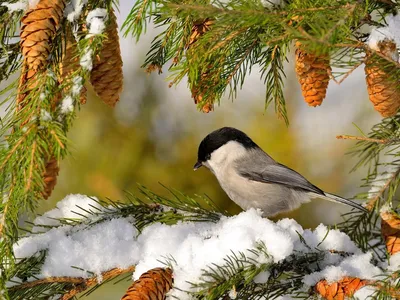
90 9 123 107
121 268 173 300
381 210 400 255
18 0 66 107
187 19 215 113
42 157 59 200
188 18 213 47
365 39 400 117
20 0 66 78
60 27 87 105
295 42 331 107
315 277 368 300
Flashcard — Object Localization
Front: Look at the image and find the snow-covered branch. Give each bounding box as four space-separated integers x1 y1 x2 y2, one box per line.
8 193 400 299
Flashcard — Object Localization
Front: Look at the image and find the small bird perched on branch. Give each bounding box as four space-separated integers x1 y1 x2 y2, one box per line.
194 127 367 217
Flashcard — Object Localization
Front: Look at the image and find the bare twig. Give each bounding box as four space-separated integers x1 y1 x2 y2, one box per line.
336 135 394 144
8 266 135 299
328 59 365 85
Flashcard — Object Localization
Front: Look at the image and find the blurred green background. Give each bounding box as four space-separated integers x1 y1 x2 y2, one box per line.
5 1 386 298
37 0 381 227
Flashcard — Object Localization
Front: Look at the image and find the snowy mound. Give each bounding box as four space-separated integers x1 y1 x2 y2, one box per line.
12 194 395 299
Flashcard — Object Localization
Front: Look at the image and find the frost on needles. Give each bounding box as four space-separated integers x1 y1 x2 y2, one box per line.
8 193 400 299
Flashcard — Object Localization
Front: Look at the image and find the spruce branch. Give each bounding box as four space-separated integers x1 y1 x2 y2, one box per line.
122 0 398 121
7 187 222 299
8 266 136 300
260 43 289 124
0 4 121 295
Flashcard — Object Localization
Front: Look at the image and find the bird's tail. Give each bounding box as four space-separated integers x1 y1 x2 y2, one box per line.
310 192 368 213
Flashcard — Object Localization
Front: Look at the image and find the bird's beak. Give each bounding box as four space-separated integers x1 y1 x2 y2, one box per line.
193 161 202 171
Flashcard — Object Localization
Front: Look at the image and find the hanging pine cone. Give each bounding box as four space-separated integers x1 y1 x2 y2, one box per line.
295 41 331 107
42 157 59 200
381 210 400 255
187 18 215 113
60 27 87 105
315 277 369 300
190 69 215 113
121 268 173 300
90 9 123 107
365 39 400 117
20 0 66 79
18 0 66 107
188 18 213 48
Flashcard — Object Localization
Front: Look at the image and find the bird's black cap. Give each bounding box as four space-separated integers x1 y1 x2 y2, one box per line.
194 127 258 169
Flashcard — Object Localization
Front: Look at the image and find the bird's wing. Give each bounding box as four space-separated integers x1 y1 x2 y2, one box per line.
236 151 325 195
236 150 368 212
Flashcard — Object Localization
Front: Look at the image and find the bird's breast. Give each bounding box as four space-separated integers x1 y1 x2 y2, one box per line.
214 167 309 217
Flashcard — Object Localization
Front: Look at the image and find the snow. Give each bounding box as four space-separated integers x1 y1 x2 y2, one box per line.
32 194 101 233
41 218 137 278
40 109 52 122
353 285 378 300
65 0 89 22
379 202 392 214
368 14 400 62
367 166 397 199
253 270 270 284
60 96 74 114
71 76 83 96
80 49 93 71
386 14 400 48
260 0 283 8
28 0 39 8
228 287 237 299
11 195 389 298
303 252 382 286
1 0 38 11
86 8 108 35
1 1 27 12
388 252 400 271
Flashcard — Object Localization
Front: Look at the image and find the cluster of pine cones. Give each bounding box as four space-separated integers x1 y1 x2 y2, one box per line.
295 40 400 117
18 0 123 199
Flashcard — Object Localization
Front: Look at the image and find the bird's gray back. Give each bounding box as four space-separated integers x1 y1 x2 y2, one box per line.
236 148 324 195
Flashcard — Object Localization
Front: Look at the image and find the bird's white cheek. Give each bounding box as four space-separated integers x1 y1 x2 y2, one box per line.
203 161 215 174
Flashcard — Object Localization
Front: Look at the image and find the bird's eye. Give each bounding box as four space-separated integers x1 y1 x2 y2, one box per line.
206 154 211 160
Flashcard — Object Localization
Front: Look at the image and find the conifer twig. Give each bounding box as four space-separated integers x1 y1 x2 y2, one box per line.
8 266 136 298
328 59 365 85
336 135 395 144
61 266 135 300
366 167 400 211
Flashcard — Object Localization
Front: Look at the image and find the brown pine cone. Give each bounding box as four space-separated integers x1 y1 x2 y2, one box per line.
121 268 173 300
18 0 66 108
381 210 400 255
188 18 214 48
365 39 400 117
42 157 59 200
187 19 215 113
90 9 123 107
295 42 331 107
315 277 368 300
20 0 66 78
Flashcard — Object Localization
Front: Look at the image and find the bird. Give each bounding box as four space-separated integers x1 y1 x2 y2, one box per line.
193 127 367 217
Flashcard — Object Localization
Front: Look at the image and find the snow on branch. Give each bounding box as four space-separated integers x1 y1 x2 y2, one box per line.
8 193 400 299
